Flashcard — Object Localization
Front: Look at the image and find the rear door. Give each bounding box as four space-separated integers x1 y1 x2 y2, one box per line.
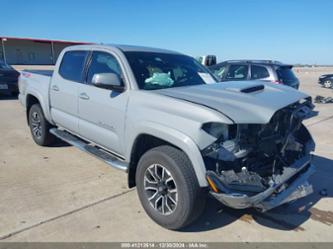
78 50 128 156
50 50 89 132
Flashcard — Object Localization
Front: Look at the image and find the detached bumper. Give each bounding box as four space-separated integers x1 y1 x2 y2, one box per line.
207 155 315 212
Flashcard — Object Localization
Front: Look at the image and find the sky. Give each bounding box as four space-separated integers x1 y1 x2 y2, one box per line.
1 0 332 64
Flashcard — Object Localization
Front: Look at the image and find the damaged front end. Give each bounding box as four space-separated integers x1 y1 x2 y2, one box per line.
202 97 316 212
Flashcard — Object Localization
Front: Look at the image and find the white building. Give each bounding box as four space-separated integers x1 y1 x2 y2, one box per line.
0 37 89 65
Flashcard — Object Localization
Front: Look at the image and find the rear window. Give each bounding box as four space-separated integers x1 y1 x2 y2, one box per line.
276 66 297 83
59 51 88 82
251 65 269 79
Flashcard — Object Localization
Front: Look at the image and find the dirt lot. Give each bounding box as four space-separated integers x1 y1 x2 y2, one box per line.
0 67 332 242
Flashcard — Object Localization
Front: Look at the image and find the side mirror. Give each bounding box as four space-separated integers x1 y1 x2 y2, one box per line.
92 73 124 91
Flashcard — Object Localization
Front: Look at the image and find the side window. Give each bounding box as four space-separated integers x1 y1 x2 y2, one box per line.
210 64 227 80
251 65 269 79
226 65 249 80
59 51 88 82
87 51 122 84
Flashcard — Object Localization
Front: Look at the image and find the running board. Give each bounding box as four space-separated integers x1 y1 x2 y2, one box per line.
50 128 128 172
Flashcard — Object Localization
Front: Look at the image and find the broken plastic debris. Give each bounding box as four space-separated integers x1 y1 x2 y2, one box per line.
315 95 333 104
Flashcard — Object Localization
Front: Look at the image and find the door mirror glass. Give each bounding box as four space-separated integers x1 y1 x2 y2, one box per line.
92 73 123 91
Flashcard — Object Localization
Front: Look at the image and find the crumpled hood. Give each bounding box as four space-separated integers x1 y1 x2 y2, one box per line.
155 81 309 124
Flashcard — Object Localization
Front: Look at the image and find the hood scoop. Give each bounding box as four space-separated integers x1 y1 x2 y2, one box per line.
225 84 265 93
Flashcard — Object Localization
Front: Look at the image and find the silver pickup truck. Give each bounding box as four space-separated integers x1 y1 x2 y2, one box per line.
19 44 316 230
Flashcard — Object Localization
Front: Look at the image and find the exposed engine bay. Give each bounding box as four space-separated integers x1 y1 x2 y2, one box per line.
202 97 316 211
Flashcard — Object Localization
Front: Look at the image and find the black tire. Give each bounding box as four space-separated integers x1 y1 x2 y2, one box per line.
323 80 332 89
28 104 55 146
136 145 206 230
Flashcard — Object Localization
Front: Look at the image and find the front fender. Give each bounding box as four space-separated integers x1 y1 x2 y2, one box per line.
126 121 208 187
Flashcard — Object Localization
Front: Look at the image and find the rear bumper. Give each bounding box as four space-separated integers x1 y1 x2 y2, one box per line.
207 155 315 212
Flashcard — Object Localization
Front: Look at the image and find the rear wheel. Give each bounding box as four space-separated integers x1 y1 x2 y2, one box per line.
323 80 332 88
136 145 206 230
28 104 55 146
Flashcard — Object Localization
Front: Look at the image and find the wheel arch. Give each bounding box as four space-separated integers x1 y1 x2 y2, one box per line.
25 90 54 126
126 123 208 188
26 94 41 125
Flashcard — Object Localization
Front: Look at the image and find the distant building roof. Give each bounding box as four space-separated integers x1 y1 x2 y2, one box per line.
0 36 92 44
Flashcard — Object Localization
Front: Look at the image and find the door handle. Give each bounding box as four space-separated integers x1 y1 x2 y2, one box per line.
79 92 90 100
51 85 59 91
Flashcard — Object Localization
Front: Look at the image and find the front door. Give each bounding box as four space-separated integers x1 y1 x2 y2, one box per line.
78 51 128 156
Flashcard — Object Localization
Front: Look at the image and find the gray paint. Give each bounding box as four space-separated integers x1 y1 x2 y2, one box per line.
18 44 312 187
156 81 309 124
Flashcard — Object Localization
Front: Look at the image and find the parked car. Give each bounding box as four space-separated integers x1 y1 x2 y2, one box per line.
209 60 300 89
318 74 333 88
0 60 20 96
19 45 316 230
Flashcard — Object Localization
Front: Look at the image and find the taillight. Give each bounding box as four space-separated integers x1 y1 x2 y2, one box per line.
21 72 31 78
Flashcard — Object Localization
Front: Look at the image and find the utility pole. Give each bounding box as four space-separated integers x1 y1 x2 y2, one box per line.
51 41 55 64
1 38 7 64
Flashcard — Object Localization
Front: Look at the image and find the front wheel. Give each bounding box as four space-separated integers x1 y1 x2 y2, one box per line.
28 104 55 146
136 145 206 230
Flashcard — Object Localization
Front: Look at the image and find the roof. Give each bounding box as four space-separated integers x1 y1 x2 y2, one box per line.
0 36 91 45
115 44 180 54
220 60 286 65
63 44 181 54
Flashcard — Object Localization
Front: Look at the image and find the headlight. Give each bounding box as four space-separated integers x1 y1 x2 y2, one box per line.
202 122 237 140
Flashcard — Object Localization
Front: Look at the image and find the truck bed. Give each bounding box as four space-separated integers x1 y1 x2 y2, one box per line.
19 70 53 123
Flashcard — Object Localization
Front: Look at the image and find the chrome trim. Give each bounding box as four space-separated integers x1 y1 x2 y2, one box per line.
50 128 128 172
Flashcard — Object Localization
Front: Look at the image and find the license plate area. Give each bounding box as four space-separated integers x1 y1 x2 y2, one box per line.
0 84 8 90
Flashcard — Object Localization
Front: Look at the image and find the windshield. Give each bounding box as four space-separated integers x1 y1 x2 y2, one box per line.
124 52 217 90
0 61 12 70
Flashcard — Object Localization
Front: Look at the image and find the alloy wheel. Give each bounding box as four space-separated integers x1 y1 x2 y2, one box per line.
324 80 332 88
31 111 42 138
144 164 178 215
